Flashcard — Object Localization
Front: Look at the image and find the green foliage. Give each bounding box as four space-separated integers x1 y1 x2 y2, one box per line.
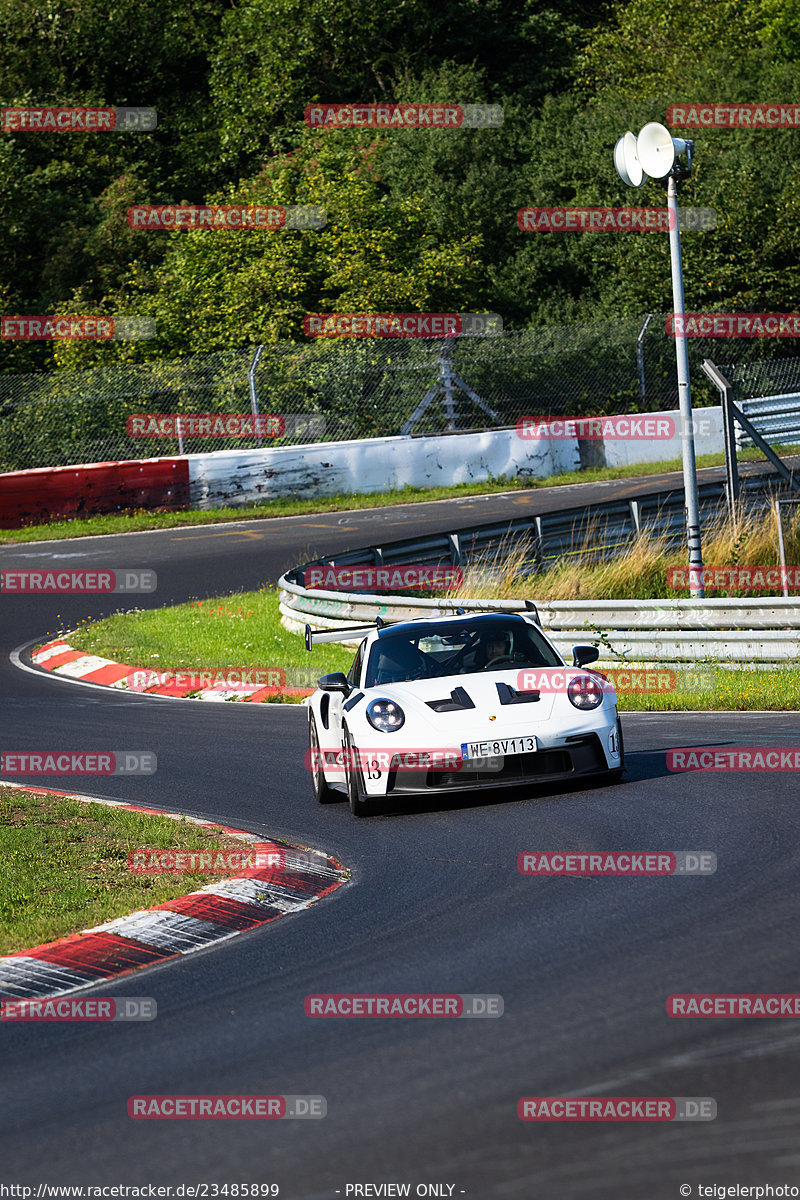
1 0 800 373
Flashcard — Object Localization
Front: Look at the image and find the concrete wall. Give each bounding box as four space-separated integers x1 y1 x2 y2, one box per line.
602 406 722 468
0 404 725 526
187 428 581 509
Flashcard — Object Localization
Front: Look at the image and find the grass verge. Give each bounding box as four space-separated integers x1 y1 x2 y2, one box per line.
0 787 270 955
62 584 800 711
4 445 796 546
63 583 354 688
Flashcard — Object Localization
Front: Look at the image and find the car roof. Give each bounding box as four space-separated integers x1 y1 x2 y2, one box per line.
375 612 530 640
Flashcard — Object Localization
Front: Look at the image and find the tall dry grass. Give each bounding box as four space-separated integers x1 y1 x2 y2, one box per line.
446 500 800 601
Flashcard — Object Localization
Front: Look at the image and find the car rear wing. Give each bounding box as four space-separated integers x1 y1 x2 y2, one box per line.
305 620 392 650
304 601 540 651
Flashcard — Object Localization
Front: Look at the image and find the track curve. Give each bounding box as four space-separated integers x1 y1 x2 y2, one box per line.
2 487 800 1198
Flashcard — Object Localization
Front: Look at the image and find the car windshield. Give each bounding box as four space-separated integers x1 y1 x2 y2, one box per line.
363 617 562 687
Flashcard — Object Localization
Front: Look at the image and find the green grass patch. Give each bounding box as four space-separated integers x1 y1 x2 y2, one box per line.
63 590 800 710
65 585 355 691
614 666 800 712
5 444 795 546
0 788 265 955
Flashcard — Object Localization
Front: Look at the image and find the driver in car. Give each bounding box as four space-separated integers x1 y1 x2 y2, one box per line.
478 630 512 668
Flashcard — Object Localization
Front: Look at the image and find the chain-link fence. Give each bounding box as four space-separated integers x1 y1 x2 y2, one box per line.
0 315 792 470
718 356 800 400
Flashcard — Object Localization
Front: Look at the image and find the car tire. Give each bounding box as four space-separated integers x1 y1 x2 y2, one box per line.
309 714 340 803
343 726 372 817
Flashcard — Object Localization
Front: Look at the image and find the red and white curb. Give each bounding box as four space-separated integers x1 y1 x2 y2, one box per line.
29 638 313 702
0 783 348 999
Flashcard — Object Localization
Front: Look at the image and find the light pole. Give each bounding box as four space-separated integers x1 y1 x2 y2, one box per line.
614 123 704 598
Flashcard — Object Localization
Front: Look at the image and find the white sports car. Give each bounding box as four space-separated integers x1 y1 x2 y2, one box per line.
306 609 624 817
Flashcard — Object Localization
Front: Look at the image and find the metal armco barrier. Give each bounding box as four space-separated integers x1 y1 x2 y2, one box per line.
280 468 800 666
279 576 800 666
734 392 800 451
284 472 788 580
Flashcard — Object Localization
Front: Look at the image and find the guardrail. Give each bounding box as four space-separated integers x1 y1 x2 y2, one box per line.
279 465 800 667
282 471 788 578
735 392 800 451
278 575 800 665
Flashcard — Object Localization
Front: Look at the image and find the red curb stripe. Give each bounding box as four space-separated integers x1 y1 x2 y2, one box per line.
16 932 177 973
30 638 317 704
37 649 87 670
245 686 314 702
1 720 348 997
160 894 282 929
143 681 203 696
80 662 136 685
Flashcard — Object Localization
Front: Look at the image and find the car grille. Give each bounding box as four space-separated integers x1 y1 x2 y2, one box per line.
385 735 606 793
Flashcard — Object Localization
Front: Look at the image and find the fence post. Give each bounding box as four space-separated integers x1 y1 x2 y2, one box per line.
636 313 653 403
249 344 264 446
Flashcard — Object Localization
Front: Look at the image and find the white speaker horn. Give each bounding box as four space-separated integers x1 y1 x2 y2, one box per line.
637 122 682 179
613 131 644 187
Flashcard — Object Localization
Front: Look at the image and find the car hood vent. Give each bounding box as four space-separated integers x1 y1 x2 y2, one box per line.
496 681 540 705
426 686 476 713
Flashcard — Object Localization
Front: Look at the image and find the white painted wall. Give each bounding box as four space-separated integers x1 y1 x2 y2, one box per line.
187 405 724 509
187 429 580 509
602 405 722 467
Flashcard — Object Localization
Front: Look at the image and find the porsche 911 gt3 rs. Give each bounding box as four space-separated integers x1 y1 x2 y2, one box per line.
306 610 624 816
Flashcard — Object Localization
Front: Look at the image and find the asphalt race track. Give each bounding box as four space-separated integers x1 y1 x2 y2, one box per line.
2 475 800 1198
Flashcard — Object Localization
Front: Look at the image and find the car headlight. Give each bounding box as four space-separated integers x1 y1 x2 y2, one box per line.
567 674 604 710
366 698 405 732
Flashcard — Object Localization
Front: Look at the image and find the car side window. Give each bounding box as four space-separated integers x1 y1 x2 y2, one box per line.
347 639 367 688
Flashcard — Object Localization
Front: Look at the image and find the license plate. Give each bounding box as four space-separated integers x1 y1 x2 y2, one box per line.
461 735 538 760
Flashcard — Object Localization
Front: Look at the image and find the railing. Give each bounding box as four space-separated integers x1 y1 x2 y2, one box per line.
279 463 800 667
282 466 790 578
279 575 800 665
734 392 800 450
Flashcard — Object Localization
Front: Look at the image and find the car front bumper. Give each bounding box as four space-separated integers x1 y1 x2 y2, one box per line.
383 732 614 796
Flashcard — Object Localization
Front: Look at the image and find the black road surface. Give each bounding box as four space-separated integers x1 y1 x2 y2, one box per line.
2 474 799 1198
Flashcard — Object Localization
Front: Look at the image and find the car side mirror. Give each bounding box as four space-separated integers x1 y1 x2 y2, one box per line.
318 672 351 694
572 645 599 668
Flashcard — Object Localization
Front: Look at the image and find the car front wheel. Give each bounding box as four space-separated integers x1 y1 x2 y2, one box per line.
309 714 340 803
343 726 372 817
